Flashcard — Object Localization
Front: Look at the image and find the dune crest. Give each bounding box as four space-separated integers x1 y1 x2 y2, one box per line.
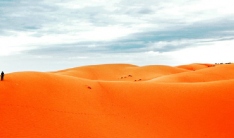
176 63 214 71
154 64 234 83
54 64 188 81
1 63 234 138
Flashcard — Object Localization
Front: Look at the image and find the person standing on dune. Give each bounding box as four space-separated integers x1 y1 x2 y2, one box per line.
1 71 4 81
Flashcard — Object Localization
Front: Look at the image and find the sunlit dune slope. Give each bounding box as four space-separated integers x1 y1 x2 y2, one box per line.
0 63 234 138
52 64 137 80
53 64 188 81
176 63 214 71
154 64 234 83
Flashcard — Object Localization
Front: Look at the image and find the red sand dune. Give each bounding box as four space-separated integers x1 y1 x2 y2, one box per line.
0 63 234 138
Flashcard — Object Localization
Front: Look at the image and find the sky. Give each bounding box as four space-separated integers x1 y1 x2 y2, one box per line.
1 0 234 73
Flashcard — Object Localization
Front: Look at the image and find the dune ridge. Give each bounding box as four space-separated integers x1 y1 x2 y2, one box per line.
53 64 189 81
176 63 215 70
1 63 234 138
154 64 234 83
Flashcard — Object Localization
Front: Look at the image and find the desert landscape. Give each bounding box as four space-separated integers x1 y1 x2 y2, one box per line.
0 63 234 138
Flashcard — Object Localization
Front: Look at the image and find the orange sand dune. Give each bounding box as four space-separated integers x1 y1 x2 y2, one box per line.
177 63 214 71
0 63 234 138
54 64 188 81
154 64 234 83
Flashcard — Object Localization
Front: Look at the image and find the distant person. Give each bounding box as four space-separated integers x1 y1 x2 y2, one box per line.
1 71 4 81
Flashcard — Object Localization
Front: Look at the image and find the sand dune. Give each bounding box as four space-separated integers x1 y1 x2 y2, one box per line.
176 63 214 71
53 64 188 81
0 63 234 138
154 64 234 83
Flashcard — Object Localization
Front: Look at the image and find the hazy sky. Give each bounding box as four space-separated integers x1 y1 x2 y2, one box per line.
1 0 234 72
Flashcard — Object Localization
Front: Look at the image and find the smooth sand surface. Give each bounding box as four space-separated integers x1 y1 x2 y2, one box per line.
1 63 234 138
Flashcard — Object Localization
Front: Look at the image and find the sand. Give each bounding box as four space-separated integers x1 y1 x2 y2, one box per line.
0 63 234 138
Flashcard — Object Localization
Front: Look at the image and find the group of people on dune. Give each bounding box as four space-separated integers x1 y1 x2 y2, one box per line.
1 71 4 81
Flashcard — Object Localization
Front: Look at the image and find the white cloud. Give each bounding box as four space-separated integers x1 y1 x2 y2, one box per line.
55 0 119 9
79 26 137 41
168 39 234 64
0 33 36 55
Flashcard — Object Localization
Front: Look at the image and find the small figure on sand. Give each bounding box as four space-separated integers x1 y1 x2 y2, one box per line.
1 71 4 81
